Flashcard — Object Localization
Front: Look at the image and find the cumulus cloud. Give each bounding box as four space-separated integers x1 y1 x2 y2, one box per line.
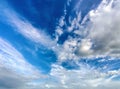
57 0 120 60
82 0 120 57
52 0 120 87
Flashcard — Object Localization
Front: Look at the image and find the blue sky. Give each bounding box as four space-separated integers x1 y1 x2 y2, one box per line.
0 0 120 89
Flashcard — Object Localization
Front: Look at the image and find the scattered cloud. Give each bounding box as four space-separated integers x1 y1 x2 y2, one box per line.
56 0 120 60
0 0 120 89
43 64 120 89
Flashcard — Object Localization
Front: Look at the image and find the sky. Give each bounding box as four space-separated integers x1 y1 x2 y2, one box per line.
0 0 120 89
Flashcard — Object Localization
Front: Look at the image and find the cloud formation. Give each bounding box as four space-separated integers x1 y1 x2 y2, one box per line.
0 38 45 89
0 1 56 49
0 38 40 76
57 0 120 60
83 0 120 57
42 64 120 89
0 67 25 89
0 0 120 89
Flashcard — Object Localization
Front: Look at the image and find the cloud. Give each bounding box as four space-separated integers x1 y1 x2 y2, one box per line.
0 0 120 89
40 64 120 89
0 38 40 76
0 1 56 49
3 63 118 89
48 1 120 88
55 0 120 60
9 16 56 49
0 67 26 89
0 38 46 89
74 0 120 58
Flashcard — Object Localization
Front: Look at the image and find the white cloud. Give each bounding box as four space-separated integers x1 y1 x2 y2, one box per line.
82 0 120 57
45 1 120 88
58 38 79 61
0 0 120 89
9 16 56 49
0 1 56 50
77 39 93 56
43 64 120 89
6 63 118 89
0 38 40 77
0 38 47 89
56 0 120 60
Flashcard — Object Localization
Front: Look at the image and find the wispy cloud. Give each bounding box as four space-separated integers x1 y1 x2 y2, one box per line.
0 0 120 89
0 38 40 76
0 1 56 50
0 37 46 89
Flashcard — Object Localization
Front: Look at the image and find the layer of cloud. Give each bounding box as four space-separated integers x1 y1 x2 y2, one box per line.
0 38 46 89
0 67 26 89
14 63 120 89
36 64 120 89
0 38 40 76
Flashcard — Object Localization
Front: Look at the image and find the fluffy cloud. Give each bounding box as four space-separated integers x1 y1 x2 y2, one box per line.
83 0 120 57
57 0 120 60
0 0 120 89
